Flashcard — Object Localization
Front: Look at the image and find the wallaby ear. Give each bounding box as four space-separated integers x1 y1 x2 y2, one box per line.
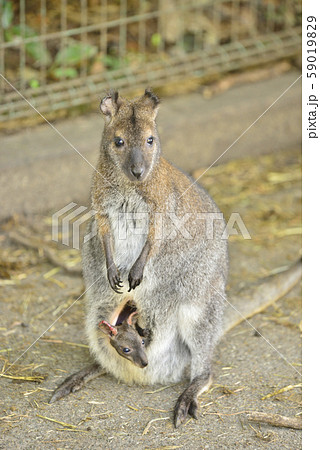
138 88 160 119
100 90 121 124
127 311 138 326
98 320 118 338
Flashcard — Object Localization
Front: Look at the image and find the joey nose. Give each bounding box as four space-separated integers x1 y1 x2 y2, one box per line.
130 166 144 179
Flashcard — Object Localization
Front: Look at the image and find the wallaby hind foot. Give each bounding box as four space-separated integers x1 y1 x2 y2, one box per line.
174 373 212 427
49 363 105 403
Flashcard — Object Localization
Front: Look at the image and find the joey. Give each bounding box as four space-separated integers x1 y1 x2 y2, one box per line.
98 312 148 368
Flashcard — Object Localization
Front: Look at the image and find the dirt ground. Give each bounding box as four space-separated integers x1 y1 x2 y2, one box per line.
0 147 301 449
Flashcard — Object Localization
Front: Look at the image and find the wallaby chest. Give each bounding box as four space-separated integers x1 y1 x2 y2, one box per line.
106 192 148 271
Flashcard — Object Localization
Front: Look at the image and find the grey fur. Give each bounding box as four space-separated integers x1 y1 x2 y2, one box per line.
51 89 229 426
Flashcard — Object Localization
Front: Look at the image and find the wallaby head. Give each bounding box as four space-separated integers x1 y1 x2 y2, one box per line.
99 89 161 182
98 312 148 368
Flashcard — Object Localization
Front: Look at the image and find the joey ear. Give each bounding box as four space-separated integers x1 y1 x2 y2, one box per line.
100 90 121 123
127 311 138 326
98 320 118 337
139 88 160 119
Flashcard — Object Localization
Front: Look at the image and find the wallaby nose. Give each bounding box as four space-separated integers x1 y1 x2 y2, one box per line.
141 360 148 368
130 166 144 179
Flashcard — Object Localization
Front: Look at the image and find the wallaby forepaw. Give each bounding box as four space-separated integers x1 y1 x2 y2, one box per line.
107 264 123 294
128 266 143 291
174 395 199 427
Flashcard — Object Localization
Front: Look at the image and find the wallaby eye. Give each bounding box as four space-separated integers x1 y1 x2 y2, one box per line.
114 137 124 147
123 347 131 353
141 339 145 346
147 136 154 145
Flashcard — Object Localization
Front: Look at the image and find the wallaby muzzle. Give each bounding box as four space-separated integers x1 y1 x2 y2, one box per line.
136 356 148 368
126 147 148 181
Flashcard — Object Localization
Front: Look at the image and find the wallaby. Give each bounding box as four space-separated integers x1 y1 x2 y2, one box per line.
98 311 148 368
49 89 302 427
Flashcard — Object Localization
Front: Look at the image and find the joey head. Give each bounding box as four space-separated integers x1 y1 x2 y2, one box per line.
98 312 148 369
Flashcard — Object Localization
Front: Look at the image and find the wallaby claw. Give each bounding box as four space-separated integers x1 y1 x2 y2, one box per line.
174 402 188 428
110 280 123 294
50 364 104 404
188 399 199 420
49 373 84 403
128 268 143 292
173 394 199 428
107 264 123 294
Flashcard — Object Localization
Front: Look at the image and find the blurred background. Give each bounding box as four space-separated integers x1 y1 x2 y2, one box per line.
0 0 301 125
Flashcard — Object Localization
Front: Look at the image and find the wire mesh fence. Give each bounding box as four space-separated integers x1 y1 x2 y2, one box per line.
0 0 301 123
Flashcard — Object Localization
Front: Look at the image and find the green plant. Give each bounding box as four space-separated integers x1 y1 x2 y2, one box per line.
102 54 122 70
49 39 98 79
1 0 14 29
151 33 162 48
54 40 98 67
5 24 52 67
50 67 78 80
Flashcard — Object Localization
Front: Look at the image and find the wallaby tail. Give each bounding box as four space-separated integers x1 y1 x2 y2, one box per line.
223 258 302 334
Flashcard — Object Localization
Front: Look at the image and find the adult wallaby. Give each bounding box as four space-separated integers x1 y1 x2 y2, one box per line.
49 89 301 427
98 311 148 368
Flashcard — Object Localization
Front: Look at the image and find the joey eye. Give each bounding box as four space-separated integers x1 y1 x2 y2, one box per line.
114 137 124 147
123 347 131 353
146 136 154 145
141 339 145 346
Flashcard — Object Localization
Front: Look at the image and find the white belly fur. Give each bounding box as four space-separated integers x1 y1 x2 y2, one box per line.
107 195 148 272
92 194 191 384
89 322 190 385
